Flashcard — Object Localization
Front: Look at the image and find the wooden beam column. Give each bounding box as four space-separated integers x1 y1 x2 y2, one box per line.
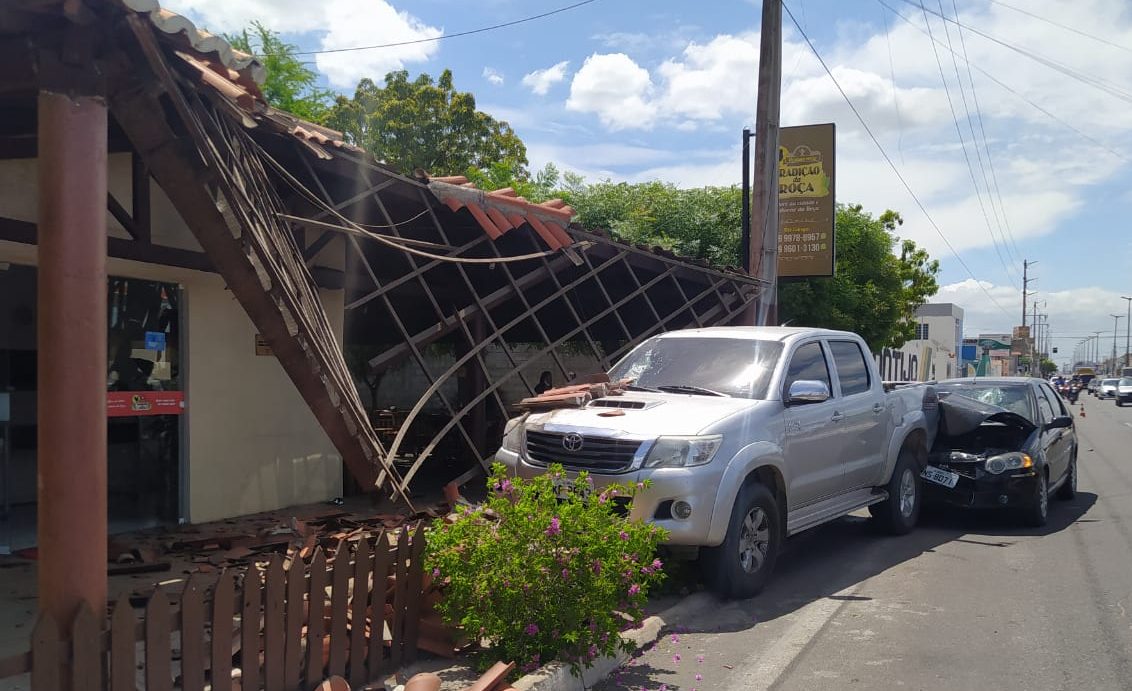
36 87 108 627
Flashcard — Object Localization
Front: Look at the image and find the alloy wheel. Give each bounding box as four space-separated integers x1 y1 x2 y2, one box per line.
738 507 771 574
899 467 917 518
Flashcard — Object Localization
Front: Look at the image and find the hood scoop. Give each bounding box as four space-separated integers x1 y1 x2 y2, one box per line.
588 398 662 411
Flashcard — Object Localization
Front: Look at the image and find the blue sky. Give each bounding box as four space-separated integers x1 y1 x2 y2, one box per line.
164 0 1132 363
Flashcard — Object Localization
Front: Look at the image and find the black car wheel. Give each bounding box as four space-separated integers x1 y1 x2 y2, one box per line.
1022 471 1049 527
704 483 781 599
1057 452 1077 500
869 446 922 535
1117 398 1124 407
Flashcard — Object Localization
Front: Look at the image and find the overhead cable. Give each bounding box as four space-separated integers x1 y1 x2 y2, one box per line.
783 1 1015 320
986 0 1132 55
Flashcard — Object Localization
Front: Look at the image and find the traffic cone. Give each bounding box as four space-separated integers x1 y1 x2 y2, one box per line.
1080 402 1086 418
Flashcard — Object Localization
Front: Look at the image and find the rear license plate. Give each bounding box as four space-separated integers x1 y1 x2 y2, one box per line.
921 466 959 489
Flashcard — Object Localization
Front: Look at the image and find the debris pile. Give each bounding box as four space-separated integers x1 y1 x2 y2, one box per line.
517 374 633 411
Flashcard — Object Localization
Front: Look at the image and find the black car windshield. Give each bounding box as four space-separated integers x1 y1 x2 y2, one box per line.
609 337 783 400
936 383 1036 422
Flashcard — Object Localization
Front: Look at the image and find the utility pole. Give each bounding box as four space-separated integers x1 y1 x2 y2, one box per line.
745 0 782 326
1022 260 1036 328
1123 296 1132 368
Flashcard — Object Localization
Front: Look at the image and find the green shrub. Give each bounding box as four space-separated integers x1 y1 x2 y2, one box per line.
425 463 667 676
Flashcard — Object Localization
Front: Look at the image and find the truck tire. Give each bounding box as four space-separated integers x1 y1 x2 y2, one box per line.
703 483 781 599
869 446 922 535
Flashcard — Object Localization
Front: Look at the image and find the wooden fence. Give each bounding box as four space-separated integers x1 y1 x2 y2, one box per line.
0 523 428 690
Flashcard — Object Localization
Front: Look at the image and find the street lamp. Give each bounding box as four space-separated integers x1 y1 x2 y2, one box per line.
1112 315 1124 374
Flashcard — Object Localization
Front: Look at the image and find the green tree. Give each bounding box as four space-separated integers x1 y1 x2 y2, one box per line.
326 69 528 176
226 22 332 123
778 205 940 351
1040 358 1058 376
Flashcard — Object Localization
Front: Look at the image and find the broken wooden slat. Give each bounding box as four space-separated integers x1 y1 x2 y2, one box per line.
304 548 329 688
368 532 392 679
71 603 100 691
31 612 61 691
263 555 286 691
389 526 411 670
327 546 350 678
109 595 136 691
348 535 371 687
145 589 173 691
241 567 262 691
402 522 428 664
180 575 206 691
211 570 236 691
284 552 305 690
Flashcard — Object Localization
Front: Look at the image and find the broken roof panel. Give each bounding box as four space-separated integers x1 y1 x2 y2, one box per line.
428 177 576 251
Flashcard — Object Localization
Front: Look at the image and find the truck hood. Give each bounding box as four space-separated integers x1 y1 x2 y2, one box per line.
524 393 765 437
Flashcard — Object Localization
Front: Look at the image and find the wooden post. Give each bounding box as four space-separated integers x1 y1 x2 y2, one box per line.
36 86 108 629
744 0 782 326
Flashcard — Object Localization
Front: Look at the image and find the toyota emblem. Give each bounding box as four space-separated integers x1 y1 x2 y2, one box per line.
562 433 584 452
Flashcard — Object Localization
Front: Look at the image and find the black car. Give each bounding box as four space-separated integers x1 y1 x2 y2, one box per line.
922 378 1077 526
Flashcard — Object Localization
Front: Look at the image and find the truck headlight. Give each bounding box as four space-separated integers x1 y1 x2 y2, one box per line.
984 452 1032 475
644 435 723 468
501 420 525 453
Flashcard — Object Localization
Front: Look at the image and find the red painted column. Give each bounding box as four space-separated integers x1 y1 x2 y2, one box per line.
36 89 108 625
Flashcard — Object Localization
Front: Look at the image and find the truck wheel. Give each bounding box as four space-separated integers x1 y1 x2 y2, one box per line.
703 484 781 599
869 446 922 535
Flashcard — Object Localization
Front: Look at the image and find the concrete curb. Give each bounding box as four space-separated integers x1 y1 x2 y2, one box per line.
511 592 715 691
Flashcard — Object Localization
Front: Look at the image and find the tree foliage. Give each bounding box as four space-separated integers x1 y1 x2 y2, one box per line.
226 22 332 123
326 69 528 176
778 205 940 351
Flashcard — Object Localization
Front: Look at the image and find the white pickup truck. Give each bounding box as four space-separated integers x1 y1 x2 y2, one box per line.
495 327 939 598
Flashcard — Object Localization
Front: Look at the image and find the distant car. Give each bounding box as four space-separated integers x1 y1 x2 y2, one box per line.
1116 378 1132 407
1088 379 1100 396
1099 378 1119 399
924 378 1077 526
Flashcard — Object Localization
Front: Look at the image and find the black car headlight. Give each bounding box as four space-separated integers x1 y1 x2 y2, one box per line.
984 452 1032 475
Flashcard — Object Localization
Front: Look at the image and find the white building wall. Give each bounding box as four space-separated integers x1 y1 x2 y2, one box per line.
0 154 345 524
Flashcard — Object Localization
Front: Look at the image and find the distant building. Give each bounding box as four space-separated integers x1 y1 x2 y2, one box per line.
875 303 964 381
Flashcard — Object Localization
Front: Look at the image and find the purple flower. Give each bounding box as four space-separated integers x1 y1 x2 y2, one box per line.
598 492 609 504
628 583 641 596
673 653 681 663
431 567 440 578
592 559 602 574
588 644 599 659
636 481 645 490
652 558 663 570
561 568 570 580
525 623 539 636
500 479 513 494
545 516 561 537
695 673 703 681
671 634 679 644
696 655 704 664
619 530 630 541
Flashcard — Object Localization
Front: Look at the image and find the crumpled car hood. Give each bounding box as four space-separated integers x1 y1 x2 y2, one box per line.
937 393 1037 438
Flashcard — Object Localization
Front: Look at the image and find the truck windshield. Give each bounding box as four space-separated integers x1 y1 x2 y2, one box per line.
608 337 783 400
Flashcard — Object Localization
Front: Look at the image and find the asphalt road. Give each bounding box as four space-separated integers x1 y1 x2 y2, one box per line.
595 393 1132 691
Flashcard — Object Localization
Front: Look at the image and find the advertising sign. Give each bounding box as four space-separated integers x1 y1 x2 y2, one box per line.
107 391 184 417
778 123 836 278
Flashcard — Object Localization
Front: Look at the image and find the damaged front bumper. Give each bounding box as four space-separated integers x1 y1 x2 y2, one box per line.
922 458 1040 509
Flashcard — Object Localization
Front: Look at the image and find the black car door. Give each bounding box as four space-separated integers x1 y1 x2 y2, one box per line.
1036 383 1070 483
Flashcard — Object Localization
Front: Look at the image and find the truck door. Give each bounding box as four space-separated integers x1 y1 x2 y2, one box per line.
782 341 843 507
828 339 887 490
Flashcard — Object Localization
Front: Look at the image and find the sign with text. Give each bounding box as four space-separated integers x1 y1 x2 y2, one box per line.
778 123 836 278
107 391 184 417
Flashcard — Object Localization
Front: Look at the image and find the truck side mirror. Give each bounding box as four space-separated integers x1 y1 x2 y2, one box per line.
787 380 831 405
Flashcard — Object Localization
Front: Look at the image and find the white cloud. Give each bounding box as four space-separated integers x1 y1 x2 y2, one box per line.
162 0 442 88
482 67 504 86
656 33 760 121
521 61 570 95
566 54 656 130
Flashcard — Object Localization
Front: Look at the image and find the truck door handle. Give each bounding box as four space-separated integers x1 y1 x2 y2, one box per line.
831 412 845 422
873 403 885 414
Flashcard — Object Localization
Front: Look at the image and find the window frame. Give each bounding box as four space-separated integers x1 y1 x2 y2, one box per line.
782 340 833 400
827 339 872 397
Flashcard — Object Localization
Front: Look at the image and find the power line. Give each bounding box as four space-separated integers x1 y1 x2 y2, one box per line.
782 1 1015 320
897 0 1132 107
879 3 906 164
951 0 1023 263
878 0 1130 163
286 0 598 56
985 0 1132 55
920 1 1019 289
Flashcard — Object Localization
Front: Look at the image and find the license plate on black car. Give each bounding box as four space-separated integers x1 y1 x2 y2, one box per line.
921 466 959 489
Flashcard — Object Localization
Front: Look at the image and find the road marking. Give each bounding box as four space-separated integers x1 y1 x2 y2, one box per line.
726 586 852 690
1124 423 1132 430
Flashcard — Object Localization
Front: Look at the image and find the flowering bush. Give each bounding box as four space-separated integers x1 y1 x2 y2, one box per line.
425 463 667 676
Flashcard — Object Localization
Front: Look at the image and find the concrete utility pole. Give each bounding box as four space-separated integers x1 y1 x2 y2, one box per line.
1022 260 1036 328
746 0 782 326
1112 314 1124 373
1123 296 1132 368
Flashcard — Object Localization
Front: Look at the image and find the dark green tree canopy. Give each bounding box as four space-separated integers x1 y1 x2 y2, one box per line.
226 22 332 123
325 69 529 176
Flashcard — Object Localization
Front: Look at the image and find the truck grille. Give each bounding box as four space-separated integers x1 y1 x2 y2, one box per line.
525 431 642 473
